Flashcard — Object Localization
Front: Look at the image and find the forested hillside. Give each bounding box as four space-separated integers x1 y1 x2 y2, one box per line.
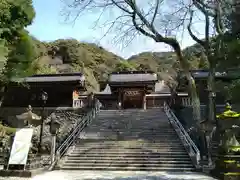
1 0 240 97
1 34 240 93
14 38 210 91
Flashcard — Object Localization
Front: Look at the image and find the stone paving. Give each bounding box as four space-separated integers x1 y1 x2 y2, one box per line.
0 170 218 180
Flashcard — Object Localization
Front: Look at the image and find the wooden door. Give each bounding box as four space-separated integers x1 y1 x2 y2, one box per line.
123 89 143 109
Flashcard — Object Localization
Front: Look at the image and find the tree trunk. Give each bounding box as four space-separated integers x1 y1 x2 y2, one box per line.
0 86 6 107
173 45 201 123
207 64 216 123
186 73 201 123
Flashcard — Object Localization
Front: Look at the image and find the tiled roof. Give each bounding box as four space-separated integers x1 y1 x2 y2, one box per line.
109 73 157 82
12 73 85 83
190 70 227 78
111 70 155 74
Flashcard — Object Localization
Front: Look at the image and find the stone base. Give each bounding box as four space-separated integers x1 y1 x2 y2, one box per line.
221 174 240 180
211 169 240 180
0 168 45 177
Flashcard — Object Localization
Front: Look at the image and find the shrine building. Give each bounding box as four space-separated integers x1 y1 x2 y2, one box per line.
95 71 188 109
177 69 239 106
2 73 86 107
1 71 191 110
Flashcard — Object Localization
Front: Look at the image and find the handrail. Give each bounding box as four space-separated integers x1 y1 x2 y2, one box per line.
163 101 201 169
48 101 100 170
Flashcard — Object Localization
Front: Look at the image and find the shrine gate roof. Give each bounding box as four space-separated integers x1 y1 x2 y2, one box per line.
11 73 85 83
109 71 157 83
178 69 240 81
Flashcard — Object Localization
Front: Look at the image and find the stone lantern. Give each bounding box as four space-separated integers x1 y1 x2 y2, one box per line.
46 114 61 164
16 105 41 127
211 104 240 180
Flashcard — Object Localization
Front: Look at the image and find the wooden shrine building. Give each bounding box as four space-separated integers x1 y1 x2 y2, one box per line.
96 71 188 109
2 73 86 107
177 69 240 105
109 71 157 109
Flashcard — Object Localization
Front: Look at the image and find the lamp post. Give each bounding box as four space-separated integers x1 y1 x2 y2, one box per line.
48 114 60 164
38 91 48 153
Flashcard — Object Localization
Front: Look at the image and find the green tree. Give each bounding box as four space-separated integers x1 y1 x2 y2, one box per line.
0 0 35 79
0 39 8 72
0 0 35 106
0 0 35 42
4 30 37 78
115 61 137 71
48 39 81 63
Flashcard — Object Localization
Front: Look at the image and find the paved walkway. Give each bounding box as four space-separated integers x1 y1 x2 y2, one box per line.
1 170 217 180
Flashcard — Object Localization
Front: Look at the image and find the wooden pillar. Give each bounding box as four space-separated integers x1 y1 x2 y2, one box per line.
143 90 146 110
118 88 122 109
153 95 155 108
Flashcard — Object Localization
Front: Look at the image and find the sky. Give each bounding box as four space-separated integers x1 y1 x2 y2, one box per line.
27 0 205 59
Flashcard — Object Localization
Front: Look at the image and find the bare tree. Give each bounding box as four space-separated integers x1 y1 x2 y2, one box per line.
187 0 237 123
62 0 201 123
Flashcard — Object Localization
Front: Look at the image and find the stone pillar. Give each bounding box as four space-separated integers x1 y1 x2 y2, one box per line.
50 135 56 164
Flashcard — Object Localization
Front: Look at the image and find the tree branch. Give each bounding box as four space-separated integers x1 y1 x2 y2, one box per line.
214 1 224 36
110 0 133 14
187 10 205 47
132 12 156 40
151 0 160 26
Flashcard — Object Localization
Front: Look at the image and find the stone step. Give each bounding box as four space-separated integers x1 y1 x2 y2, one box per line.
77 138 181 142
97 113 165 116
82 130 176 134
82 130 176 133
60 166 195 171
95 119 168 121
74 142 184 147
62 162 194 168
66 156 191 161
71 147 185 151
80 132 177 135
79 137 181 141
74 145 184 149
78 136 180 140
88 127 173 130
68 153 190 157
95 118 168 120
79 132 178 136
98 113 165 116
96 118 167 120
78 135 179 139
98 112 164 114
64 159 192 164
93 124 171 126
71 149 187 154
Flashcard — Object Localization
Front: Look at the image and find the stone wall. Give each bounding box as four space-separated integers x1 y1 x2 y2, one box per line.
174 105 226 130
0 107 86 128
172 105 239 153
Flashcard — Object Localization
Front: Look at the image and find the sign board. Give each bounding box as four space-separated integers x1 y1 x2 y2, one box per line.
8 128 33 165
124 91 140 96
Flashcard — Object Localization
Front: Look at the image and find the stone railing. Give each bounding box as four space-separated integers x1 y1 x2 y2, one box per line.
164 101 201 169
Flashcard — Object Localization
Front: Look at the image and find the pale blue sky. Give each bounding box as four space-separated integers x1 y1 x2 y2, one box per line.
27 0 205 58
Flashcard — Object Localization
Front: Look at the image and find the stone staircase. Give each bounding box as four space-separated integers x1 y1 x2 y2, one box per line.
60 109 195 171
